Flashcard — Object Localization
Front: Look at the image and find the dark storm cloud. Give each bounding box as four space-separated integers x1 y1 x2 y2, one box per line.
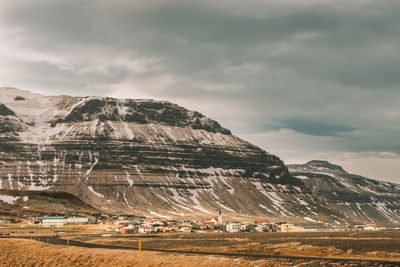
280 119 355 137
0 0 399 181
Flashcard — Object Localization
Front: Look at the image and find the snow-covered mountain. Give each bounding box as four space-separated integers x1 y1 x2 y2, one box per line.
289 160 400 225
0 87 399 225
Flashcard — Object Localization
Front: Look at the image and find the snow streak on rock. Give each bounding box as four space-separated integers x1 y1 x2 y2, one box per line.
1 88 399 226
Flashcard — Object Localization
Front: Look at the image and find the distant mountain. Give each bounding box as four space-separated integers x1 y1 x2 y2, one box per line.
289 161 400 226
0 87 399 226
297 160 348 174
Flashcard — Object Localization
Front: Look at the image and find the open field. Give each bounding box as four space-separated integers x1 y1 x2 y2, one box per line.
0 223 108 236
0 238 326 267
73 230 400 261
2 230 400 266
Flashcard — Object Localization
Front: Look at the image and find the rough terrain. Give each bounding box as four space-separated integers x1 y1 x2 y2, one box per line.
1 87 400 225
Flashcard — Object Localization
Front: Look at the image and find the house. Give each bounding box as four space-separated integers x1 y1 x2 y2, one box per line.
179 223 192 230
203 219 216 229
179 227 192 233
66 217 89 225
364 224 378 231
130 216 145 225
165 226 174 232
279 223 304 232
255 224 269 232
226 222 242 233
292 226 305 232
214 224 226 231
113 219 130 225
203 222 214 229
205 218 218 224
154 227 168 233
255 219 269 224
146 219 163 225
280 223 293 232
40 216 67 227
122 226 135 235
138 226 152 234
114 225 124 233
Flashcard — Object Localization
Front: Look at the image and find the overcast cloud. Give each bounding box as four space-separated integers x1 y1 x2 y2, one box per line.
0 0 399 182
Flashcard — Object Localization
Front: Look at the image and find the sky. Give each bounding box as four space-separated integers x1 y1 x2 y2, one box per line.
0 0 399 183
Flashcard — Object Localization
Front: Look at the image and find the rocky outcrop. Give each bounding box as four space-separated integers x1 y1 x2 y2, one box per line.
0 104 16 116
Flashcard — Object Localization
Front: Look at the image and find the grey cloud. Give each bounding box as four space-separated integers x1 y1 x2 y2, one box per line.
0 0 399 181
279 119 355 137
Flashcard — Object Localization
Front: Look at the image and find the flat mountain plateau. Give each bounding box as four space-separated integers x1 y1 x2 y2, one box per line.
0 87 399 226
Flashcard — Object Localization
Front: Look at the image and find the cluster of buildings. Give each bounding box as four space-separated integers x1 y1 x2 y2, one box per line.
105 217 194 234
102 211 305 235
210 219 304 233
196 211 304 233
355 224 379 231
35 212 378 233
39 216 95 227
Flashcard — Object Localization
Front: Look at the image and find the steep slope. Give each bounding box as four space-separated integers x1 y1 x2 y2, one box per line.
0 189 98 216
1 87 319 219
289 160 400 226
1 87 399 226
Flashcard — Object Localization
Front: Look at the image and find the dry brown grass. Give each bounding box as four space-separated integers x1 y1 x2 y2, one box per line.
0 239 298 267
76 230 400 261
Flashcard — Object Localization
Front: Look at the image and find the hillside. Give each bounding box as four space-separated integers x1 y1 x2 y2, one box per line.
0 189 98 216
0 87 399 225
289 160 400 225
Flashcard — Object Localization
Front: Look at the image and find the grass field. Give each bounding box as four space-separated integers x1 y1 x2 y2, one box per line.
1 227 400 266
71 230 400 260
0 238 312 267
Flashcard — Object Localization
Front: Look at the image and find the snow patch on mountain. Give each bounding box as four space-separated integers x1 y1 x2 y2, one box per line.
0 195 20 204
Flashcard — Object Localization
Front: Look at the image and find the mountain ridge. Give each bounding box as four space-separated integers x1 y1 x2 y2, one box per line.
0 87 399 226
0 87 302 216
290 160 348 174
289 160 400 226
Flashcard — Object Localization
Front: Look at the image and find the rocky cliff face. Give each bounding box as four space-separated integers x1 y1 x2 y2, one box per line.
289 160 400 226
0 87 399 225
0 87 310 218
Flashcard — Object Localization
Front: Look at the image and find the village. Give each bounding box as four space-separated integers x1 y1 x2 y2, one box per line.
0 210 381 236
2 211 397 267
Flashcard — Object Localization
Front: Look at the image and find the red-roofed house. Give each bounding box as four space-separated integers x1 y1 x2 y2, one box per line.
255 219 269 224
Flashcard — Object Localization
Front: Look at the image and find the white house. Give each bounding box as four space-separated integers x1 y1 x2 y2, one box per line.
66 217 89 224
226 222 242 233
40 216 67 227
255 224 269 232
363 224 378 231
179 227 192 233
280 223 304 232
138 226 152 234
40 216 90 227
